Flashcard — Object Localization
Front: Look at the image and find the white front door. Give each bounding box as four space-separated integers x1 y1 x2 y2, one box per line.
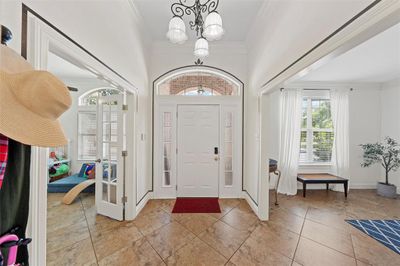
177 105 220 197
95 94 124 221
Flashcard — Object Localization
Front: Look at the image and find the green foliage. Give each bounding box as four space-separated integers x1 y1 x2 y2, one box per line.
360 137 400 185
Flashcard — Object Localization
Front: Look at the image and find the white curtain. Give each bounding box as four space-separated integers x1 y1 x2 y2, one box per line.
330 89 350 189
278 89 302 195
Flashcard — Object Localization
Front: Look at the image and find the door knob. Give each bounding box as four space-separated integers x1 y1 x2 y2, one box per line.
95 159 101 163
214 156 219 161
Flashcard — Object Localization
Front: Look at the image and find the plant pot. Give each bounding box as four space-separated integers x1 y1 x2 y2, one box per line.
376 182 397 198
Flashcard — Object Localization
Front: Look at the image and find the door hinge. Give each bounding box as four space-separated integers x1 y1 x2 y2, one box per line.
176 185 177 191
122 104 128 111
176 148 178 154
122 150 128 157
122 196 128 203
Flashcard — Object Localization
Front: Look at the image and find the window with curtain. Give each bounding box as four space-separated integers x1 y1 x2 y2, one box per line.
300 97 334 164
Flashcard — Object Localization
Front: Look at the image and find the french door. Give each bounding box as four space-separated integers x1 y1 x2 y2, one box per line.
95 94 125 220
177 105 220 197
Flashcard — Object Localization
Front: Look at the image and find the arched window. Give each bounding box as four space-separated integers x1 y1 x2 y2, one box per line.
79 87 121 106
156 71 240 96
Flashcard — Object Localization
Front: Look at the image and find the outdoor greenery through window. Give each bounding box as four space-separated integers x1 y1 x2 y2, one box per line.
300 97 334 164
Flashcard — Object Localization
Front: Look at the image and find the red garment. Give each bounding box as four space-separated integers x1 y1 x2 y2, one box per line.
0 134 9 189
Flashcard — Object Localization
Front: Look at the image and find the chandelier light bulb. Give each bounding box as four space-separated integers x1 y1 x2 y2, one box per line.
203 11 224 41
166 16 188 44
194 37 209 58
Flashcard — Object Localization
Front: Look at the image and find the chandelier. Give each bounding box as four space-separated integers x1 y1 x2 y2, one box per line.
166 0 224 59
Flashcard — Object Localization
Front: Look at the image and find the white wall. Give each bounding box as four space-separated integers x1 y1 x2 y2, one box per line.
0 0 152 205
244 0 374 205
349 87 382 188
149 41 253 199
380 78 400 192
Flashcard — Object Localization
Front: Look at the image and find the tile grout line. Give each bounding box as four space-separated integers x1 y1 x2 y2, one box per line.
143 235 168 265
291 206 309 266
80 196 100 266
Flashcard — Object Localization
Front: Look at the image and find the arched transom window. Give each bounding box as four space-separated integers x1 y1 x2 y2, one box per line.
157 72 240 96
79 87 121 106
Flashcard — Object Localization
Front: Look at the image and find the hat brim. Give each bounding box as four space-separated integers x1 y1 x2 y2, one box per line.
0 85 68 147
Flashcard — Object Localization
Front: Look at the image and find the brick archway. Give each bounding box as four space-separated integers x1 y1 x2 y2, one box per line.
169 75 234 95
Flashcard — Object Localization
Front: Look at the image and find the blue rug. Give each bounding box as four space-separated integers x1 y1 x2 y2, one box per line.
346 220 400 254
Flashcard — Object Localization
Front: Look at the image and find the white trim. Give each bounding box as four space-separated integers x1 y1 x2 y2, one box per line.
135 192 153 214
26 14 139 264
153 68 243 200
154 66 243 96
242 191 259 215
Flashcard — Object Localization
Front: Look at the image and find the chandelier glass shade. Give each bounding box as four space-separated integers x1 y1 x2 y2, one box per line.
166 16 188 44
167 0 223 59
194 37 209 58
203 11 224 41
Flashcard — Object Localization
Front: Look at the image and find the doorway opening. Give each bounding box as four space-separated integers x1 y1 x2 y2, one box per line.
153 66 244 199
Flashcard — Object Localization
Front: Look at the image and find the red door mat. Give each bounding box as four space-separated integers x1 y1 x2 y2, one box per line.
172 198 221 213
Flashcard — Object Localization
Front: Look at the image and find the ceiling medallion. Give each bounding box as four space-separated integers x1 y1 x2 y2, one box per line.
166 0 225 59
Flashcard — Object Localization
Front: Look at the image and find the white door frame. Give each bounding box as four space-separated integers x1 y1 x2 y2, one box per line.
176 104 220 197
153 66 244 200
25 14 138 265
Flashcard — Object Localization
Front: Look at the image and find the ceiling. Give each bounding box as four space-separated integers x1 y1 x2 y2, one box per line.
299 22 400 83
134 0 265 42
47 51 98 80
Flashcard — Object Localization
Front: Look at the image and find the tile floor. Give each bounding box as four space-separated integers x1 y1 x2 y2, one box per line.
47 190 400 266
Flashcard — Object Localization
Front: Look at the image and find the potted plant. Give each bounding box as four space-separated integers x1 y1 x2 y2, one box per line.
360 137 400 198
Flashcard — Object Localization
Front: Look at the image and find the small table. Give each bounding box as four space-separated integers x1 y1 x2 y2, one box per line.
297 173 348 198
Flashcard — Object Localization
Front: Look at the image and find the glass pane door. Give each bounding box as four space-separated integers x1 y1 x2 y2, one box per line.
95 95 124 221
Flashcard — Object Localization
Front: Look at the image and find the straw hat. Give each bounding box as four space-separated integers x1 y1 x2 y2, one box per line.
0 45 72 147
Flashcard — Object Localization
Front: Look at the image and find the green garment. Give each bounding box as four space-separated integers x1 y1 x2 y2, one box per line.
0 139 31 265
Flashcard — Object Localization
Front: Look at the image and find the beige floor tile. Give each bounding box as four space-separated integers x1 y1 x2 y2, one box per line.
356 260 371 266
220 208 259 232
306 207 349 232
79 193 95 210
47 238 97 266
134 208 172 235
91 222 143 261
179 213 218 235
268 208 305 234
165 237 227 266
146 222 196 259
47 219 90 253
98 238 165 266
301 219 354 257
294 237 357 266
351 228 400 266
277 196 310 218
292 261 303 266
230 235 293 266
47 208 86 233
140 199 164 215
199 220 250 259
85 206 127 234
47 193 67 208
251 222 300 259
209 198 241 219
158 199 177 213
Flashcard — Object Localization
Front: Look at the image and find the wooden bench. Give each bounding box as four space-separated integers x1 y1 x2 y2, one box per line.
297 173 348 198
